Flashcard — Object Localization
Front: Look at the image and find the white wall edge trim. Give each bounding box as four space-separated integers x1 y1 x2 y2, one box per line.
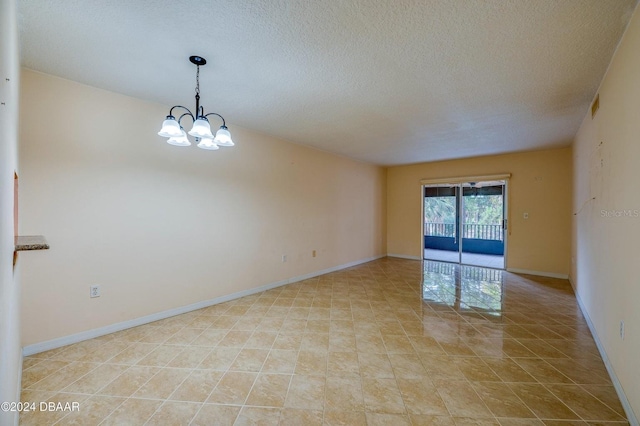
574 291 638 425
386 253 423 261
506 268 569 279
23 254 386 356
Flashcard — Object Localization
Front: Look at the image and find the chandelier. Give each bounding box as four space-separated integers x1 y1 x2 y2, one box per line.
158 56 234 150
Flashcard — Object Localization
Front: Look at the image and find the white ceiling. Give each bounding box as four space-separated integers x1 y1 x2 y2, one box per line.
18 0 638 166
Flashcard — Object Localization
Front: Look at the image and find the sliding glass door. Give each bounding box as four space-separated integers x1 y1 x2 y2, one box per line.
424 180 506 269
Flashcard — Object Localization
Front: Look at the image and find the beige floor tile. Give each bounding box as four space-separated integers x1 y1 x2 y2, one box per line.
382 334 416 354
77 341 131 363
22 361 69 388
300 332 329 352
496 419 545 426
366 412 411 425
452 357 502 382
410 415 457 425
482 357 537 383
136 345 182 367
472 381 536 418
396 377 449 415
508 383 580 420
230 348 269 372
170 369 223 402
145 401 201 425
512 359 573 384
198 346 241 370
419 354 467 380
324 376 365 411
435 379 493 418
362 377 406 414
355 334 386 353
580 384 627 417
278 408 323 425
272 332 304 350
437 340 477 356
284 375 325 410
189 328 228 346
164 327 204 345
98 365 160 397
262 349 297 373
516 339 570 358
454 417 501 425
108 342 159 364
545 359 612 385
388 353 428 378
217 330 253 348
306 319 330 333
100 397 163 426
167 346 212 369
245 373 291 407
327 351 360 377
57 395 125 426
358 352 395 378
214 315 241 329
207 371 257 404
329 331 358 352
323 410 367 425
27 362 97 391
190 403 240 426
133 367 190 399
244 330 279 348
63 363 129 394
545 384 626 421
235 406 282 425
409 335 445 354
295 350 327 375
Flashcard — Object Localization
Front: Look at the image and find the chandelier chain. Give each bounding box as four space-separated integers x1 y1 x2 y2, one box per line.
195 65 200 97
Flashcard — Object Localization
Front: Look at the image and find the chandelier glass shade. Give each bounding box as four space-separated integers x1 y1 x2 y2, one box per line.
158 56 234 150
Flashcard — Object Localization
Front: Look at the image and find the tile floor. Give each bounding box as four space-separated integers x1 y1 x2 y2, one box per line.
19 257 628 425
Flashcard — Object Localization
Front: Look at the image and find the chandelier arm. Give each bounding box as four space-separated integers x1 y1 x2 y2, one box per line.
176 112 194 127
203 112 226 127
168 105 194 119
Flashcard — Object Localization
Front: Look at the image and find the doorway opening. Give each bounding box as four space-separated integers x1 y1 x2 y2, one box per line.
423 180 507 269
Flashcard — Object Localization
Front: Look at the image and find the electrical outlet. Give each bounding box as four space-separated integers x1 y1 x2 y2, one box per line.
620 320 625 340
282 255 287 263
312 250 317 257
90 285 101 298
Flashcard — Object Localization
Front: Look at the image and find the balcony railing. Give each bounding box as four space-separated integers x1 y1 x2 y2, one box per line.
425 222 503 241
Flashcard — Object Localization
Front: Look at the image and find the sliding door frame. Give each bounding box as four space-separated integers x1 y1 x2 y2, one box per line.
421 174 510 269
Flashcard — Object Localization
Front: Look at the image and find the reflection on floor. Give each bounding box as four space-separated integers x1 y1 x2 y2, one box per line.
424 248 505 269
20 258 628 425
423 261 504 314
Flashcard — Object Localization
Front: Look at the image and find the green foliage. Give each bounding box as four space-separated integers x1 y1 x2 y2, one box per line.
462 195 503 224
424 195 503 225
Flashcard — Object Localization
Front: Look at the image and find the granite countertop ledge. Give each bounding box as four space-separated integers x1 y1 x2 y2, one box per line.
15 235 50 251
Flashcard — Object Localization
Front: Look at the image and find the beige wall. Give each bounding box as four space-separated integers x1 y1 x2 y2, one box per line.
572 4 640 419
0 0 22 424
19 69 386 347
387 148 572 276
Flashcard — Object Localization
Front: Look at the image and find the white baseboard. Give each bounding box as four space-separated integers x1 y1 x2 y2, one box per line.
574 292 638 425
23 254 385 356
386 253 423 261
506 268 569 279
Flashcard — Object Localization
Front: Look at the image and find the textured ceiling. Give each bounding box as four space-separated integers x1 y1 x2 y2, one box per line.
18 0 638 166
